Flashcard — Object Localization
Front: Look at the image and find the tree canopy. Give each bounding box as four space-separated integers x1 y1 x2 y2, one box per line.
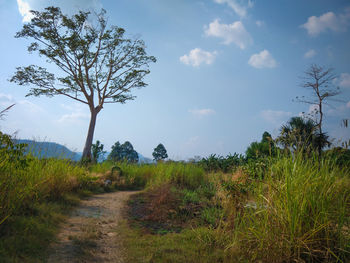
91 140 105 163
108 141 139 163
245 131 275 160
152 143 168 161
277 116 330 153
10 7 156 160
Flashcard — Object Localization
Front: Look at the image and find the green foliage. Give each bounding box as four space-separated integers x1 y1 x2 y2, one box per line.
91 140 106 163
0 131 28 170
108 141 139 163
325 147 350 167
152 143 168 161
199 153 245 173
245 131 275 160
278 116 330 153
200 207 224 227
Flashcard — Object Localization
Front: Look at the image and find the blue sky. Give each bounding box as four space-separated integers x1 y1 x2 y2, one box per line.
0 0 349 159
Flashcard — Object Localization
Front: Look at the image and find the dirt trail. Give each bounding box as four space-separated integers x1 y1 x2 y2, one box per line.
48 191 137 263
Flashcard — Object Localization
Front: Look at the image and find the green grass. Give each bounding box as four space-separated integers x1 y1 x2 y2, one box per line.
0 194 80 262
0 136 100 262
199 154 350 262
118 221 237 263
1 136 349 263
120 154 350 262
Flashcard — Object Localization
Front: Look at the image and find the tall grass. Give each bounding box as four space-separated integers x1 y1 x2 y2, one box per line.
214 153 350 262
0 157 89 226
93 162 207 190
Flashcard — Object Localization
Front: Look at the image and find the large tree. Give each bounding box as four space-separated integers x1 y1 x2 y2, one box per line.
11 7 156 160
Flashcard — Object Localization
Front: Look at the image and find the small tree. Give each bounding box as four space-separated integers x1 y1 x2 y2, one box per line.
245 131 275 160
91 140 105 163
296 64 340 154
108 141 138 163
152 143 168 161
11 7 156 160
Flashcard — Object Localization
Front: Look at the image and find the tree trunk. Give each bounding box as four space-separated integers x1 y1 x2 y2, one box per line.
318 101 323 157
82 109 98 160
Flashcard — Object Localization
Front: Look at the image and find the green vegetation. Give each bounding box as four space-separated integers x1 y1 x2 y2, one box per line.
152 143 168 161
108 141 139 163
1 117 349 262
119 153 350 263
0 131 101 262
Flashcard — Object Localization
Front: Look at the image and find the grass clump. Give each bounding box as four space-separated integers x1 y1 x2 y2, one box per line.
121 154 349 262
198 154 350 262
0 132 100 262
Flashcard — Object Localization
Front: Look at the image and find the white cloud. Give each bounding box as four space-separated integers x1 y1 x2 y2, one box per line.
189 108 215 117
261 110 292 125
0 93 43 113
16 0 34 22
214 0 253 17
58 112 89 123
0 93 14 102
18 100 43 113
180 48 217 67
339 73 350 88
248 50 277 69
304 49 316 58
256 20 264 27
301 10 350 37
205 19 252 49
17 0 103 22
57 103 89 124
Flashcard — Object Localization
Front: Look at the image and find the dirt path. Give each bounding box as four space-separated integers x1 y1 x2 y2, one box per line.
48 191 137 263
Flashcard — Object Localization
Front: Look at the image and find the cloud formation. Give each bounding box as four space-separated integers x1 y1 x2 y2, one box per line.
301 9 350 36
304 49 316 58
16 0 103 22
213 0 253 17
261 110 292 125
189 108 215 117
255 20 264 27
57 103 89 124
17 0 34 22
205 19 252 49
0 93 43 113
248 50 277 69
180 48 217 67
339 73 350 88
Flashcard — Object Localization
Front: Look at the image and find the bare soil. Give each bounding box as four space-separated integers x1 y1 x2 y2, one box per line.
48 191 138 263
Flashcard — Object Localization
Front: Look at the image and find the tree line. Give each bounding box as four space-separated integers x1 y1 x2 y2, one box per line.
91 140 168 163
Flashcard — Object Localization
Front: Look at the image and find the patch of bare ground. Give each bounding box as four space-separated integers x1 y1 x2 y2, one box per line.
48 191 138 263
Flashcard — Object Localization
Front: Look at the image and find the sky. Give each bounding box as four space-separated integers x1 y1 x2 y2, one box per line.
0 0 349 159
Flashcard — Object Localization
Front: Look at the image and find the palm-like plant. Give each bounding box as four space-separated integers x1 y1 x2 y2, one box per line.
278 117 330 154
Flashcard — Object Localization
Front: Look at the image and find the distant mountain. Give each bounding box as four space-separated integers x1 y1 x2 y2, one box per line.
14 139 153 163
14 139 82 161
101 152 154 164
138 153 154 164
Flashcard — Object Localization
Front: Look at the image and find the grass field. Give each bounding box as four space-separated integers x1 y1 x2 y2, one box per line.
0 131 349 262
